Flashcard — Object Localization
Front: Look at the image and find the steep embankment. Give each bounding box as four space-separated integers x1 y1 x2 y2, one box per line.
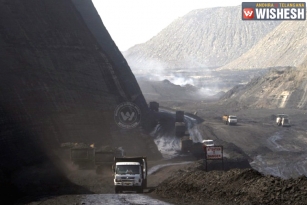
0 0 160 202
219 65 307 109
220 19 307 70
123 6 280 69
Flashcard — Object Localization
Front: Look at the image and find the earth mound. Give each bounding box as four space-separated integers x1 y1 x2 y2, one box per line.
155 162 307 205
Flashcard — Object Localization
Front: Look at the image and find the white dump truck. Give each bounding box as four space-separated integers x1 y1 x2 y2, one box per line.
276 114 290 126
222 115 237 125
113 157 147 193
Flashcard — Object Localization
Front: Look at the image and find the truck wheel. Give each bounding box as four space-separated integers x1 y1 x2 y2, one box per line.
115 186 120 194
143 179 147 189
137 187 143 193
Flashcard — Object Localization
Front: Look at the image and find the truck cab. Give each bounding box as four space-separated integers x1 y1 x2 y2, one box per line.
276 114 289 126
222 115 237 125
228 115 237 125
114 162 143 193
113 157 147 193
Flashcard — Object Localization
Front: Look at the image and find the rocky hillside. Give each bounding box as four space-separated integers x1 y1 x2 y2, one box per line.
0 0 160 202
219 65 307 109
220 19 307 70
123 6 280 69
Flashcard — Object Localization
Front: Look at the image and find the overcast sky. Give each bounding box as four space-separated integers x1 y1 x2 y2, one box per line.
92 0 297 51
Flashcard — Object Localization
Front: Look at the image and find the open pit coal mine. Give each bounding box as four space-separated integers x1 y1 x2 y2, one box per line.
1 1 306 205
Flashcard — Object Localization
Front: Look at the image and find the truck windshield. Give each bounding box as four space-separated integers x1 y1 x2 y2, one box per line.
230 117 237 119
204 142 214 146
116 165 140 174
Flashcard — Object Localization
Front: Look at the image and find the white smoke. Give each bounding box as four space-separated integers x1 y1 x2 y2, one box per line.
197 87 221 97
127 56 222 96
168 75 195 86
153 135 181 159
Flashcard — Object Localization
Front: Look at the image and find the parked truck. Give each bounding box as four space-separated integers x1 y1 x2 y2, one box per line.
113 156 147 193
222 115 237 125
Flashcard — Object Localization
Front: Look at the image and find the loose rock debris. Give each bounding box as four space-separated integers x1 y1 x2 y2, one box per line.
155 161 307 205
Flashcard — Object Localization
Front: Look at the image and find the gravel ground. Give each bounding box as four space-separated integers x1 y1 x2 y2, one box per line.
155 161 307 205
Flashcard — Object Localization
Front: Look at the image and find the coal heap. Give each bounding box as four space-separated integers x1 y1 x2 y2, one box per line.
0 0 159 202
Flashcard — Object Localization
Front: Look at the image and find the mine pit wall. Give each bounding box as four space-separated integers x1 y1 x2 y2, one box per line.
0 0 160 201
223 68 307 110
70 0 160 155
274 69 307 109
71 0 148 110
71 0 159 152
288 70 307 109
296 83 307 109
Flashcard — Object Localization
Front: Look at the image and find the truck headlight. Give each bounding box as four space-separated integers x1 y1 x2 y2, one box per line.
115 178 121 182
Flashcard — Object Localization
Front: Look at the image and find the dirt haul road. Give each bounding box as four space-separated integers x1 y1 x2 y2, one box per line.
22 160 195 205
22 112 202 204
181 105 307 179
